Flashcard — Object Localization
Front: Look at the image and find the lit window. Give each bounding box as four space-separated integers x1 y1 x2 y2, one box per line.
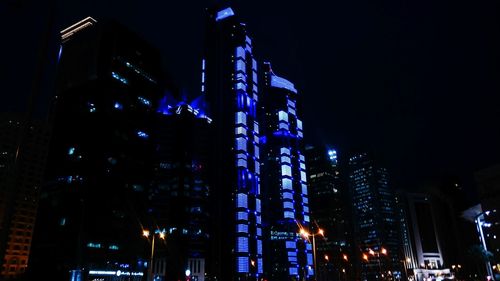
235 46 245 59
278 111 288 122
237 257 249 273
137 131 149 139
237 193 248 208
281 165 292 177
235 112 246 125
282 178 293 190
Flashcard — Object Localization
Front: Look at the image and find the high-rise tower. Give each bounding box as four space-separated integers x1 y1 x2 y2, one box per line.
305 146 351 281
29 18 163 281
348 153 403 281
203 7 263 281
260 62 313 281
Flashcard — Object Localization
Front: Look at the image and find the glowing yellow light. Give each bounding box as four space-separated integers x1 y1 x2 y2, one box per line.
143 230 150 237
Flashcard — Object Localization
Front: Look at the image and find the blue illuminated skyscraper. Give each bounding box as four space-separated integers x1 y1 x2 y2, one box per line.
260 62 313 281
203 7 263 281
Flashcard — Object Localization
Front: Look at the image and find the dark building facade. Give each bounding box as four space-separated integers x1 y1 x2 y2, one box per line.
348 153 403 281
398 192 450 281
305 146 351 281
151 99 212 281
0 114 49 278
260 62 313 281
202 7 263 281
29 18 164 281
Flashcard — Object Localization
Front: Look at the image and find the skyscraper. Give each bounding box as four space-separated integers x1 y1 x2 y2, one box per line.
202 7 263 281
260 62 312 281
0 114 49 278
348 153 403 281
305 146 350 281
151 97 212 281
29 18 164 281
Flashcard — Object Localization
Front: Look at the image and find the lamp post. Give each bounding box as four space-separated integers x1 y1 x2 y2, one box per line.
143 229 166 281
474 210 496 281
299 227 324 281
367 247 388 280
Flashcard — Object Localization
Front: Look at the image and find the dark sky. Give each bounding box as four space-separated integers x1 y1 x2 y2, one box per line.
2 0 500 190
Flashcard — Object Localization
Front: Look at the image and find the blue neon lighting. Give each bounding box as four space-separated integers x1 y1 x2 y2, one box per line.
286 241 296 249
236 46 245 59
237 212 248 221
237 237 249 252
284 211 294 219
281 165 292 177
237 257 249 273
257 240 262 255
235 60 245 72
57 45 63 62
282 178 293 190
289 268 298 276
283 192 293 200
216 7 235 21
237 224 249 233
271 75 297 93
237 193 248 208
284 201 294 209
258 258 263 274
111 72 128 85
137 131 149 139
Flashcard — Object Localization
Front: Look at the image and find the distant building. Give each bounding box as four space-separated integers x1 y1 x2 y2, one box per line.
202 7 263 281
398 192 451 281
305 145 351 281
348 152 403 281
29 18 163 281
260 62 313 281
0 114 49 278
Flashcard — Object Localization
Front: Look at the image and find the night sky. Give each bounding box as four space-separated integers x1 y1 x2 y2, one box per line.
2 0 500 190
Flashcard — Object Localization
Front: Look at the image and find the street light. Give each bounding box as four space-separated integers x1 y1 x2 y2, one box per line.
474 210 497 281
367 247 388 280
299 227 325 281
143 228 166 281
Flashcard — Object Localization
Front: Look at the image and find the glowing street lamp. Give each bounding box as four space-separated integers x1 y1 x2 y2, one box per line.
143 228 166 281
299 227 325 281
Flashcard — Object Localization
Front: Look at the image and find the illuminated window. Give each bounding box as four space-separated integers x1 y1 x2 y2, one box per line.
137 131 149 139
281 165 292 177
237 237 248 252
258 258 263 273
284 211 294 219
236 137 247 151
256 199 261 212
289 267 298 275
235 46 245 59
257 240 262 254
237 224 248 233
278 111 288 122
283 192 293 200
236 112 246 125
283 201 294 209
237 257 249 273
297 119 303 130
237 193 248 208
237 212 248 221
235 60 245 72
280 147 291 155
281 155 291 164
235 82 246 91
302 184 308 195
301 171 307 182
216 7 235 21
282 178 293 190
286 241 296 249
